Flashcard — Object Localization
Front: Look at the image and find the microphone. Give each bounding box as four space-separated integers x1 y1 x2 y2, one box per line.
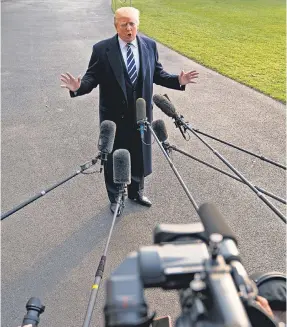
198 202 241 265
153 94 179 120
198 202 237 244
113 149 131 187
153 94 190 141
98 120 116 172
151 119 170 154
113 149 131 215
136 98 147 142
151 119 168 142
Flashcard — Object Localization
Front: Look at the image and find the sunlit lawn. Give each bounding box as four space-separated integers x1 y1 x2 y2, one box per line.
126 0 286 102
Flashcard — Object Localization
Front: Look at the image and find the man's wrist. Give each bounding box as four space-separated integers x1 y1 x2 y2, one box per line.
73 87 80 95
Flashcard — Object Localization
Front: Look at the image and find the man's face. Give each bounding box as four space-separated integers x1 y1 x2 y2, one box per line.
115 15 138 43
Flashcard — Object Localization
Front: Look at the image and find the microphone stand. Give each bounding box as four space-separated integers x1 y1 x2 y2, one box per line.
146 123 199 213
166 144 286 205
173 117 286 224
82 186 125 327
1 156 101 221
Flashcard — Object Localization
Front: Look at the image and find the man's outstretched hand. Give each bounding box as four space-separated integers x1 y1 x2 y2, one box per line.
60 72 81 92
256 296 274 318
178 70 199 85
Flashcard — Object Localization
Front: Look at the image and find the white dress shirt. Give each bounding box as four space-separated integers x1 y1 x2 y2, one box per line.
118 36 140 74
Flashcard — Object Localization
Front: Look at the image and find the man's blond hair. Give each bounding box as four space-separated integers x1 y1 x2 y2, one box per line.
114 7 140 25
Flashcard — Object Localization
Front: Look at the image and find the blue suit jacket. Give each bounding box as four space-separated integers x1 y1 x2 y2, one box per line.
71 34 184 176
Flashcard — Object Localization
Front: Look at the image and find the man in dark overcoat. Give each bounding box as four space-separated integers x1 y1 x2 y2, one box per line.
61 7 199 215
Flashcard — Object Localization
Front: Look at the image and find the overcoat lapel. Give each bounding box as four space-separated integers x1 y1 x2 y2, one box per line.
106 35 127 101
106 35 149 102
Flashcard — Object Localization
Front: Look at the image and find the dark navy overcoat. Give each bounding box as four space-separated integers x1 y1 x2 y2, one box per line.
71 34 184 176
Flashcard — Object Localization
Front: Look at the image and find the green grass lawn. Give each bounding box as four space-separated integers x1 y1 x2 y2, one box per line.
122 0 286 102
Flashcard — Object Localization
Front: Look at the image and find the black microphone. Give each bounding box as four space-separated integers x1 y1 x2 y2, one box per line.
151 119 168 142
151 119 170 154
153 94 179 120
198 202 237 244
113 149 131 211
153 94 190 140
98 120 116 172
113 149 131 187
136 98 147 142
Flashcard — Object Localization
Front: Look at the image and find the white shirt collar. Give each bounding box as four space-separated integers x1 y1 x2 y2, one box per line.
118 36 138 50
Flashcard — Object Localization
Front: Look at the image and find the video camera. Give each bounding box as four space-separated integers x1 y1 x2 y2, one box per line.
103 202 279 327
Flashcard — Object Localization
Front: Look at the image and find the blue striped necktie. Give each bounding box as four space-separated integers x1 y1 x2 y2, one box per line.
126 43 137 85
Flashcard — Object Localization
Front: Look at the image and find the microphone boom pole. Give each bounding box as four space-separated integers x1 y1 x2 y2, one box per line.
147 123 199 213
82 198 121 327
168 144 286 205
1 157 99 221
162 93 286 170
179 118 286 223
153 95 286 223
193 128 286 170
82 149 131 327
2 120 117 221
136 98 199 212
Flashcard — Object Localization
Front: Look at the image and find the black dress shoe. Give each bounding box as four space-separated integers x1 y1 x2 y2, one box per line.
128 195 152 207
110 202 123 217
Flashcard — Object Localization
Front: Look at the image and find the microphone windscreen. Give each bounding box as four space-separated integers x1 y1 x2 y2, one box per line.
151 119 168 143
98 120 116 154
198 203 237 244
153 94 177 118
136 98 146 123
113 149 131 185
